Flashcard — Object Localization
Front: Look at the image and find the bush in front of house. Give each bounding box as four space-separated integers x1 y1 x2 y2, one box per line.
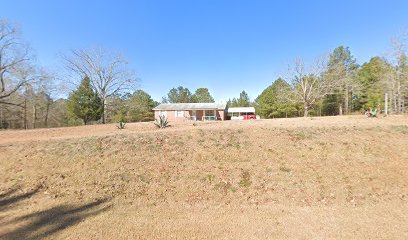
154 115 169 129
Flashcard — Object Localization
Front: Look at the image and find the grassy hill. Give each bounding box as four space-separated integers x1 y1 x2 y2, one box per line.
0 116 407 239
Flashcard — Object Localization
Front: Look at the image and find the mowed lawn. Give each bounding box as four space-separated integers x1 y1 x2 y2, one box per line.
0 116 407 239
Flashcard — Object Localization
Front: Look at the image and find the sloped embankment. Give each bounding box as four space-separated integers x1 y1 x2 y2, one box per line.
0 118 407 239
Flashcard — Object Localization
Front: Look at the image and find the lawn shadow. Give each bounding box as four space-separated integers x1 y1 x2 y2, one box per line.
0 189 112 240
0 187 40 212
0 188 19 199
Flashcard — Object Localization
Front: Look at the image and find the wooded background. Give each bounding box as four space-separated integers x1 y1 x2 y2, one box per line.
1 19 407 129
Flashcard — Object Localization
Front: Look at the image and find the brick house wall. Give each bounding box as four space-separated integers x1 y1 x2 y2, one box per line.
154 109 225 121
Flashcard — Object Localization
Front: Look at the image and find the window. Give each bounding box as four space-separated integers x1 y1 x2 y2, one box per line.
190 110 197 121
175 110 184 117
204 110 216 121
204 110 215 116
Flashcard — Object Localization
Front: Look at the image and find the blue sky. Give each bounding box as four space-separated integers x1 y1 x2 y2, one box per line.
1 0 407 102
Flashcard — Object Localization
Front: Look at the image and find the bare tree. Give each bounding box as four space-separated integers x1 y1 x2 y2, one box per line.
63 48 137 123
0 19 61 129
288 57 333 117
14 64 38 129
0 19 31 106
386 35 408 114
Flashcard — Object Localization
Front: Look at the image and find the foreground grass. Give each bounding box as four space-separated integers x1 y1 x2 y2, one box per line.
0 116 407 239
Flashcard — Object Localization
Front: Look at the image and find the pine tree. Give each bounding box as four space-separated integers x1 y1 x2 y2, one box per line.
255 78 297 118
191 88 215 103
127 90 156 121
323 46 359 115
227 91 251 107
356 57 389 111
238 91 250 107
166 86 193 103
67 76 102 125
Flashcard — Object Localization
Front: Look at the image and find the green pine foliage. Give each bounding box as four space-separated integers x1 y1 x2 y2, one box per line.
67 76 102 125
127 90 156 122
163 86 215 103
164 86 193 103
227 90 251 107
356 57 389 110
320 46 359 115
105 90 156 123
255 78 298 118
191 88 215 103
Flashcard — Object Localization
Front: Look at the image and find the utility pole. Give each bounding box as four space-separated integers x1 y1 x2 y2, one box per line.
384 93 388 116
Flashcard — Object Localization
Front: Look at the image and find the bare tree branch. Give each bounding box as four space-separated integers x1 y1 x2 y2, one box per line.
287 56 334 117
0 19 32 102
62 47 138 123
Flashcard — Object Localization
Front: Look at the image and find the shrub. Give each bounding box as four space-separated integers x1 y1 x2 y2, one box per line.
116 121 126 129
116 112 127 129
154 115 169 129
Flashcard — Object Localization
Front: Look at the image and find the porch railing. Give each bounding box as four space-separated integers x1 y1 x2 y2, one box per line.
202 116 216 121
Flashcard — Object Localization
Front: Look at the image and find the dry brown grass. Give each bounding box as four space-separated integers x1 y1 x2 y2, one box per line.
0 115 407 239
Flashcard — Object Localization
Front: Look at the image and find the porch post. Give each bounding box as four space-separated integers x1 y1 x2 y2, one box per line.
203 110 205 121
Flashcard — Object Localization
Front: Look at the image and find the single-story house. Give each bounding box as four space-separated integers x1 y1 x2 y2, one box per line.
153 103 227 121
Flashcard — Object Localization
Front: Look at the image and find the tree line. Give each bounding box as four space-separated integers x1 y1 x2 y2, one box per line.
0 19 159 128
255 44 408 118
1 18 407 129
0 19 220 128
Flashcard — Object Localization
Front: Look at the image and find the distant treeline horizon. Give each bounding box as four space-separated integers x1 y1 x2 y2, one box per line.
1 19 407 129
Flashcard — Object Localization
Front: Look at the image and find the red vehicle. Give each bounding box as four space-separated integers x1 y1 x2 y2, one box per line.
242 114 256 120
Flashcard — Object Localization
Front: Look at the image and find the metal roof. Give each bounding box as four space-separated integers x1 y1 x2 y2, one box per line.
153 103 227 110
227 107 256 113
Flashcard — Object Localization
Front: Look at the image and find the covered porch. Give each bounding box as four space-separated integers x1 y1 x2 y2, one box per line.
153 103 227 121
